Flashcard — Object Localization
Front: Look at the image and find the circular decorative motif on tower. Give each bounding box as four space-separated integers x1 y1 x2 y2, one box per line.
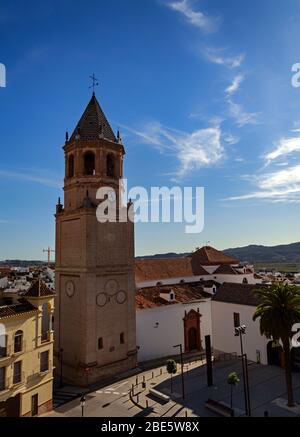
116 290 127 305
65 281 75 298
96 292 108 308
105 279 118 295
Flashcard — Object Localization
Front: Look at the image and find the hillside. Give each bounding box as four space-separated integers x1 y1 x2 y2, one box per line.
223 242 300 264
136 242 300 264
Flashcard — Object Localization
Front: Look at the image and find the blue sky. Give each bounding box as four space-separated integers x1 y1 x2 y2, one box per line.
1 0 300 259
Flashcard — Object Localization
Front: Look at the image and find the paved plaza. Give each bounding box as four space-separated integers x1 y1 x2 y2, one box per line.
45 358 300 417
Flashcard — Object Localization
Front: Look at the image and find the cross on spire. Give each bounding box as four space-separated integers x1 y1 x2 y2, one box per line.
89 73 99 94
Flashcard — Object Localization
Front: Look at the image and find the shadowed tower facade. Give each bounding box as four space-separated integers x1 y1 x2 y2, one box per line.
54 93 137 386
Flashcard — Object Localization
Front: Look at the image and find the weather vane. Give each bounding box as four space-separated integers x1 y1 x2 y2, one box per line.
89 73 99 93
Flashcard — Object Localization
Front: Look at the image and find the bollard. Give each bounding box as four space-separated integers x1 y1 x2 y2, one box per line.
143 375 146 383
152 371 154 379
160 368 162 375
185 410 188 417
146 400 149 408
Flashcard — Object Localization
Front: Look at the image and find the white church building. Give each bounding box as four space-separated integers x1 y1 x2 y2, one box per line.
135 246 267 364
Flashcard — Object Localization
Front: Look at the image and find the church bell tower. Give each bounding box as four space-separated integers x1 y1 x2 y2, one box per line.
54 92 137 386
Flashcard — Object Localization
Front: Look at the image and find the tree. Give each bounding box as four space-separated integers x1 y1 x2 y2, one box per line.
227 372 240 410
166 359 177 393
253 283 300 407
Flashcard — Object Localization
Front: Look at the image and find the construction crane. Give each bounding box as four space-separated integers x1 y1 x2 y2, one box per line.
43 247 55 265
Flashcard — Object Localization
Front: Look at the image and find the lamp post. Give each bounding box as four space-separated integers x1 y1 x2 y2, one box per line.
59 348 64 388
234 325 251 416
80 395 86 417
173 344 185 399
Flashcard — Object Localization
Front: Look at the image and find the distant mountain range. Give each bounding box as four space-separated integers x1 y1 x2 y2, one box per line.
0 260 46 267
2 242 300 266
137 242 300 264
223 242 300 264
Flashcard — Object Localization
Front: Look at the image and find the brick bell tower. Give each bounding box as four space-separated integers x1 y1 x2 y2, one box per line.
54 92 137 386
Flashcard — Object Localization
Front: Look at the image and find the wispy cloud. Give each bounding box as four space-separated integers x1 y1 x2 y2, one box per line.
225 164 300 202
224 133 240 145
121 121 225 178
167 0 218 33
227 99 260 127
204 47 245 68
226 74 244 96
264 135 300 163
0 169 61 188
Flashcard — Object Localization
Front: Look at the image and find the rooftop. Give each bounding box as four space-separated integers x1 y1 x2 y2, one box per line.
135 257 208 283
0 299 38 319
212 283 268 307
69 93 117 142
23 279 55 298
136 282 211 310
190 246 239 266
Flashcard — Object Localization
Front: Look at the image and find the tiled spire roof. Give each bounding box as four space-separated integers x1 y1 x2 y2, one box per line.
69 93 117 142
23 279 55 298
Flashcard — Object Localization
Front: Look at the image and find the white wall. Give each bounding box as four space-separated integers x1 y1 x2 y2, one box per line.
212 273 259 285
211 301 268 364
136 299 212 362
136 275 212 289
136 273 260 289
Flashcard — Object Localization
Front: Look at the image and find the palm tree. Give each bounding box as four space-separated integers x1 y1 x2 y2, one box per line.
227 372 240 410
253 283 300 407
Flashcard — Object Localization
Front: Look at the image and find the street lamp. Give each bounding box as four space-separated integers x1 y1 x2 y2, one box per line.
80 395 86 417
234 325 246 355
173 344 185 399
234 325 251 416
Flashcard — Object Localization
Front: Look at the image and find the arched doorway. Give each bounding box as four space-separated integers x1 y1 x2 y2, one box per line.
267 341 283 367
183 309 202 352
188 327 198 351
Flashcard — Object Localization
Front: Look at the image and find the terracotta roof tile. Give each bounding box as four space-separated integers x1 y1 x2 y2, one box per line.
136 282 210 310
23 279 55 298
213 265 239 275
191 246 239 266
0 299 38 319
135 258 208 283
212 283 268 307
